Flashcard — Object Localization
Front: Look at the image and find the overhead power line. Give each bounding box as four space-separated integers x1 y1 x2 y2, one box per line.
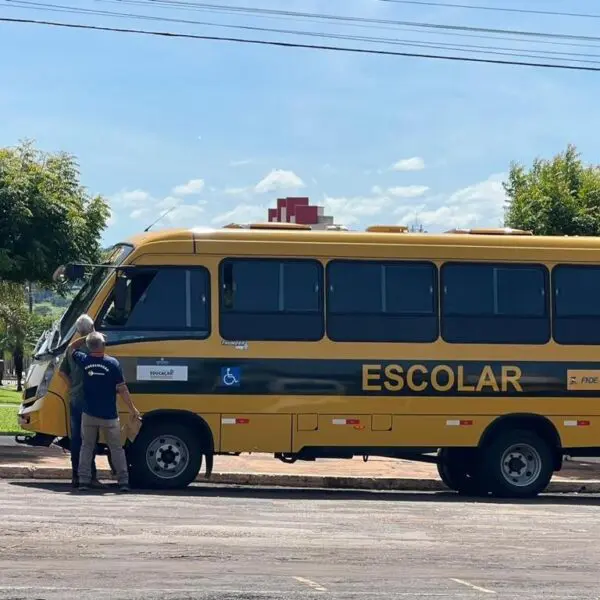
379 0 600 19
79 0 600 43
90 0 600 50
2 16 600 72
6 1 600 63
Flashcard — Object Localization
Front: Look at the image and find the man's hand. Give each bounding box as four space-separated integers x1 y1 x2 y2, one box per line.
118 383 141 419
67 336 86 355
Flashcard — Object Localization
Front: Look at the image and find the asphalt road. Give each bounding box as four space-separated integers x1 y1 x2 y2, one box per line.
1 481 600 599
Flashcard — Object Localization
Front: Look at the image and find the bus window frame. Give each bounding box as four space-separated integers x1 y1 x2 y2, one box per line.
552 263 600 346
440 261 551 345
219 256 325 342
96 265 212 341
325 258 439 343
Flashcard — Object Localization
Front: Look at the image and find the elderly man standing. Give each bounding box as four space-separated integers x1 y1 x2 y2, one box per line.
69 331 140 492
59 314 101 488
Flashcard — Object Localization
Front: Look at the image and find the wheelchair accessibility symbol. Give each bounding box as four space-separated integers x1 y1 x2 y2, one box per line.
221 367 241 387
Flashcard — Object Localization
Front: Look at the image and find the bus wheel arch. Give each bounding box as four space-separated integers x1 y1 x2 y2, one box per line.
128 410 214 489
477 414 562 498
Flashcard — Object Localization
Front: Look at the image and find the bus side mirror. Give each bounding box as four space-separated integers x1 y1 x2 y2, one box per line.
52 263 86 282
114 276 128 314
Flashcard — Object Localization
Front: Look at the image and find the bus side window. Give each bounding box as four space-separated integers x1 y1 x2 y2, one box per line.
553 265 600 345
98 267 211 340
441 262 550 345
222 263 234 309
219 258 323 341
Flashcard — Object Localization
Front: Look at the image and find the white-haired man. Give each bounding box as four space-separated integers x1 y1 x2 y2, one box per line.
69 331 140 492
59 314 101 488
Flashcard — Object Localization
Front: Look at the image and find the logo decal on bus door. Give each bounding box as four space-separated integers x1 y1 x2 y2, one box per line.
567 370 600 391
137 365 189 382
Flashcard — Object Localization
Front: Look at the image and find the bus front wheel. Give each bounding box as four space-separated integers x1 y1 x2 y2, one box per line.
480 429 554 499
128 420 202 489
437 448 485 496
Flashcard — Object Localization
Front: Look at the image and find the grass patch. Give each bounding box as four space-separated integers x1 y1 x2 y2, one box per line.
0 406 26 435
0 388 21 405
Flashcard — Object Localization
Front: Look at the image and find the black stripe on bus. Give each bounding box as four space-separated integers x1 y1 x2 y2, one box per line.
116 357 600 398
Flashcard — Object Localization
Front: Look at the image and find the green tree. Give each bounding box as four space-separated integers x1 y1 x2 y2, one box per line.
0 141 110 384
504 144 600 235
0 140 110 284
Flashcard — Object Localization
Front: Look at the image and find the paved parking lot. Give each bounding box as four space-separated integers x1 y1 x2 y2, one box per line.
1 480 600 599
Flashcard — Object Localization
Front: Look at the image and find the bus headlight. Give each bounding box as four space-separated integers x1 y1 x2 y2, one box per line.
36 359 58 400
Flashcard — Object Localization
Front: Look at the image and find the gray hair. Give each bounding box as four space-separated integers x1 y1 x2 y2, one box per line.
86 331 106 353
75 314 95 335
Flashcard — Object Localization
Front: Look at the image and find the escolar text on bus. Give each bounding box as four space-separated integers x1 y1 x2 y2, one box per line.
362 364 523 393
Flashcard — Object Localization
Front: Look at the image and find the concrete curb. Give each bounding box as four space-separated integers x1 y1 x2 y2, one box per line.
1 465 599 493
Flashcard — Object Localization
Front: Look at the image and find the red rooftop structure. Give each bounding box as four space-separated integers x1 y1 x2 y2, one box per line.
267 197 340 230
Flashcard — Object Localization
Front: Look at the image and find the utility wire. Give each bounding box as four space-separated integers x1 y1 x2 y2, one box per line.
90 0 600 49
379 0 600 19
83 0 600 43
2 16 600 72
7 1 600 63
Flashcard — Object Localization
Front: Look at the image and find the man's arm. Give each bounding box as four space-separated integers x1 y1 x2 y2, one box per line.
117 383 140 418
67 336 86 356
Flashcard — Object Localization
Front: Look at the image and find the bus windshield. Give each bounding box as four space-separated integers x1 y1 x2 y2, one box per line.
50 244 134 351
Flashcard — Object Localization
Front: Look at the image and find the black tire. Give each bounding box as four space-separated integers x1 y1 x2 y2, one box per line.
128 420 202 490
480 429 554 499
437 448 486 496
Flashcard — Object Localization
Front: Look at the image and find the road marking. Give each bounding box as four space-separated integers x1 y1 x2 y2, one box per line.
450 578 496 594
293 576 328 592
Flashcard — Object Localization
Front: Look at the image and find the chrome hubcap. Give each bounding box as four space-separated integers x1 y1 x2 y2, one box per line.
500 443 542 487
146 435 189 479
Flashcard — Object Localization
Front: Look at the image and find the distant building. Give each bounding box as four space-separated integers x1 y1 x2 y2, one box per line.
267 197 343 230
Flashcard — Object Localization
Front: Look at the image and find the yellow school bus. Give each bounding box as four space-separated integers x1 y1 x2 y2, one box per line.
18 223 600 497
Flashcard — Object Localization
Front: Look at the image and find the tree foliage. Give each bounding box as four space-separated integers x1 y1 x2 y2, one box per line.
504 145 600 236
0 140 110 284
0 282 53 355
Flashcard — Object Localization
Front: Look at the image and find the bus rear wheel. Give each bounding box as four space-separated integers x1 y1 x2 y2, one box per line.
480 429 554 499
437 448 485 496
128 420 202 490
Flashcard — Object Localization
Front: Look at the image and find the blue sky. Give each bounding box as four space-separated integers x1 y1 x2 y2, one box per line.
2 0 600 245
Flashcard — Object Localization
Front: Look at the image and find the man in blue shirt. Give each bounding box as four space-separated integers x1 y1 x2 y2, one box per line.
69 331 140 492
59 314 101 488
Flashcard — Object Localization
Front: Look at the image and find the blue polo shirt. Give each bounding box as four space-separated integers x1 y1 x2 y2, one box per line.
72 351 125 420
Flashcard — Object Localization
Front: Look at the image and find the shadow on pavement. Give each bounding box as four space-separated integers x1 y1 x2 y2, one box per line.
8 480 600 506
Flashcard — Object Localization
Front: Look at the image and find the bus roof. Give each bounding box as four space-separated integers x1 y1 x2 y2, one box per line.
124 225 600 251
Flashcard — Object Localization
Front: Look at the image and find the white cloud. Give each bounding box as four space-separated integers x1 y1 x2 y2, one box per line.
254 169 305 194
107 208 117 226
130 208 151 220
391 157 426 172
394 173 507 231
324 194 392 226
371 184 429 197
110 189 152 207
229 159 253 167
156 196 183 210
172 179 205 196
164 204 206 224
224 187 251 196
387 185 430 198
212 204 266 225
